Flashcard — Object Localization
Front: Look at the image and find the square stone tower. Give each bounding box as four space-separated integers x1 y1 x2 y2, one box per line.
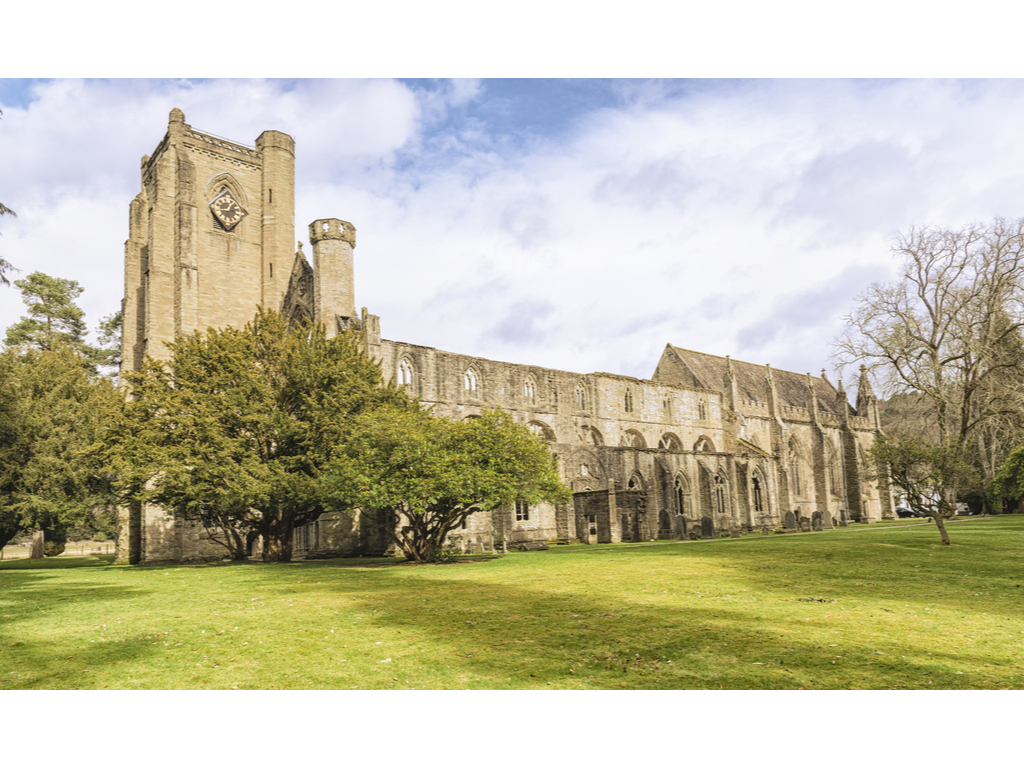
121 108 296 371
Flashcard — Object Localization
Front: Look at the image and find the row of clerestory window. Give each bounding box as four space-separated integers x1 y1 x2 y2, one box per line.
397 358 711 423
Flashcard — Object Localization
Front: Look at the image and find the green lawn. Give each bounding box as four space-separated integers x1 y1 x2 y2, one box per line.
2 516 1023 690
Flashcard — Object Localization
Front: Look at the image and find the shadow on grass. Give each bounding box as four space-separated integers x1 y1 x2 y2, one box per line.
4 518 1022 689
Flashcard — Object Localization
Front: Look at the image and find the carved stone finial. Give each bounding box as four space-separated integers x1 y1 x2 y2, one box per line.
169 107 185 124
297 241 304 255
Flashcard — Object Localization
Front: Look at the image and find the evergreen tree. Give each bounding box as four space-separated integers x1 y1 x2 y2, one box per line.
104 309 410 562
5 272 89 351
0 345 118 556
321 407 572 563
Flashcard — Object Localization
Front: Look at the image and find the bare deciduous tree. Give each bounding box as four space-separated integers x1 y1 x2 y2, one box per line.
834 218 1024 529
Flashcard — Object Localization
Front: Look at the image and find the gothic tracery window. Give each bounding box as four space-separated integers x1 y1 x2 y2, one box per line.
575 382 587 410
398 358 414 387
524 377 536 403
674 475 688 516
752 474 764 513
714 474 727 515
624 388 634 413
464 368 478 394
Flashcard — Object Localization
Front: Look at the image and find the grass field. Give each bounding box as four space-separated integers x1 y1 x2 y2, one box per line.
2 516 1023 690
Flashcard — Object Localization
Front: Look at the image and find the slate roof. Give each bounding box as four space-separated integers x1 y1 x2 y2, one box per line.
663 345 855 418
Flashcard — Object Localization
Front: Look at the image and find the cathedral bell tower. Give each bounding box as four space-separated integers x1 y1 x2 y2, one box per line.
121 108 295 373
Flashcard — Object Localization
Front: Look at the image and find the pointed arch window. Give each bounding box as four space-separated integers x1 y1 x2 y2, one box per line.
658 433 682 451
674 475 689 516
624 388 634 413
398 357 414 387
524 377 536 404
752 474 765 513
698 399 708 420
464 367 479 394
575 382 587 410
714 474 727 515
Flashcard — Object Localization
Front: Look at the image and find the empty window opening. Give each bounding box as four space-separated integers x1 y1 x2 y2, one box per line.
674 476 687 516
464 368 478 393
524 378 536 403
515 500 530 521
398 358 414 386
753 475 764 512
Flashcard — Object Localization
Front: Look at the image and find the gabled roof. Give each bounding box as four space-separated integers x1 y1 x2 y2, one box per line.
657 345 854 419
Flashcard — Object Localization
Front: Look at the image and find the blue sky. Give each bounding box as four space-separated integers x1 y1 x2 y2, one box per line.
4 77 1024 388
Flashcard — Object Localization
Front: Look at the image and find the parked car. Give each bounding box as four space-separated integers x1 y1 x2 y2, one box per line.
896 507 924 518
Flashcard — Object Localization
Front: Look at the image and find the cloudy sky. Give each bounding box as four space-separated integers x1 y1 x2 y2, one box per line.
3 78 1024 387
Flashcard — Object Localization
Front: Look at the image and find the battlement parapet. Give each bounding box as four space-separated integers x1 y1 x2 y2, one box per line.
310 218 356 247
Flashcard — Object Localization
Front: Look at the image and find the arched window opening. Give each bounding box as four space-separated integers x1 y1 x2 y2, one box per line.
527 420 555 442
663 396 672 417
398 358 414 387
575 382 587 410
790 456 801 497
524 377 536 403
627 472 644 491
674 475 688 516
694 436 715 453
580 463 590 476
658 433 682 451
714 475 727 515
515 500 530 521
464 368 478 394
752 474 764 513
620 430 646 449
624 388 634 413
698 399 708 420
582 425 603 446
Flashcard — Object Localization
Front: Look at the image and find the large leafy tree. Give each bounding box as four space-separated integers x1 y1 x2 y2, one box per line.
5 272 89 352
321 407 572 563
0 345 118 556
104 309 409 562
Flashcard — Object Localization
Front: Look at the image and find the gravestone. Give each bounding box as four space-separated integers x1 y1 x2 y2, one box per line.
761 526 770 535
690 529 701 540
731 529 741 538
784 511 797 531
812 511 823 531
701 516 714 539
821 510 834 529
799 516 811 532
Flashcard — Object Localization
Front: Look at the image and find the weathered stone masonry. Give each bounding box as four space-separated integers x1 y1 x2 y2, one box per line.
116 110 891 564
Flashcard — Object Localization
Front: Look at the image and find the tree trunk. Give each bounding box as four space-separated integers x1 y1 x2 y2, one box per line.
934 516 951 546
261 512 294 562
29 530 44 559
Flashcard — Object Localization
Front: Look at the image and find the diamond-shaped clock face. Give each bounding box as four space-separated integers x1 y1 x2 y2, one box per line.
210 188 247 231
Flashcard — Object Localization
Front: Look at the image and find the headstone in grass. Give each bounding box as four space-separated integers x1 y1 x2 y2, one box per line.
731 529 741 538
701 517 714 539
812 512 823 531
799 517 811 532
784 511 797 531
822 510 834 529
690 529 701 540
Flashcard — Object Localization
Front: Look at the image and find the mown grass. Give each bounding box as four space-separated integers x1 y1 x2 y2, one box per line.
2 516 1023 690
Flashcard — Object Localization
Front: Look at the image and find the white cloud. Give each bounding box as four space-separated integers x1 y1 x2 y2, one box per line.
5 78 1024 388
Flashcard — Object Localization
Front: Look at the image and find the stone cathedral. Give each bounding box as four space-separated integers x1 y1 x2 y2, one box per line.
116 110 892 564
